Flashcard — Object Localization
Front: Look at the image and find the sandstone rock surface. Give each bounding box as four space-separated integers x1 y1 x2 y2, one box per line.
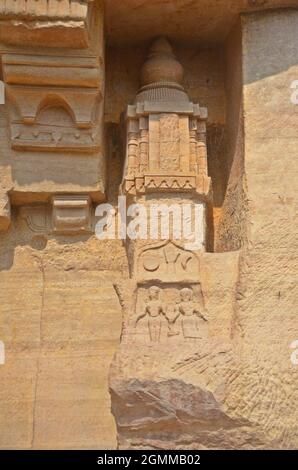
0 2 297 450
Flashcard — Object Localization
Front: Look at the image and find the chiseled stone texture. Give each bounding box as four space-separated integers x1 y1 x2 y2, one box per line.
233 10 298 449
0 212 127 449
109 10 298 450
105 0 298 46
110 252 244 450
217 9 298 448
0 4 297 451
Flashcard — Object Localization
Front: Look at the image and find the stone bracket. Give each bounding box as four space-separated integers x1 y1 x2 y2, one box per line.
20 195 93 235
52 195 92 234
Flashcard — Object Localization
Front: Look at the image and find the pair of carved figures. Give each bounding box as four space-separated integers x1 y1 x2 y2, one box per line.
136 286 207 342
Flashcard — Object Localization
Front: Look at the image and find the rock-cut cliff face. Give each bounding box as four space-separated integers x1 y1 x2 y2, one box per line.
109 10 298 450
0 2 297 450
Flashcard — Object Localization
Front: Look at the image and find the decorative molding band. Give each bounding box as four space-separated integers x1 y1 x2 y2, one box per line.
0 1 96 48
0 1 92 21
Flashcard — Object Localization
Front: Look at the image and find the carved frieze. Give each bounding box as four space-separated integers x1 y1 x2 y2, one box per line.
0 0 104 160
3 53 103 152
135 284 208 343
114 278 210 344
7 85 102 152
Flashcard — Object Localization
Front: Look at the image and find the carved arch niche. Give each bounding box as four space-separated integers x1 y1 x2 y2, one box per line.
6 87 101 152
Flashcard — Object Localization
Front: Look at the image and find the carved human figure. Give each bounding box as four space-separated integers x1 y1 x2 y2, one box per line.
177 288 207 339
135 286 167 342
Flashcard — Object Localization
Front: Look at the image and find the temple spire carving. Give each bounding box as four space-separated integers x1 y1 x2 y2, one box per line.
122 37 212 198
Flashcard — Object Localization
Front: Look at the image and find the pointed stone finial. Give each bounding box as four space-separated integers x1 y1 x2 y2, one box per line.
136 37 189 104
141 37 184 87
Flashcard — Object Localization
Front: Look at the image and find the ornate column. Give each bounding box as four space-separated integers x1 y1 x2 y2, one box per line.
110 38 240 449
122 37 211 199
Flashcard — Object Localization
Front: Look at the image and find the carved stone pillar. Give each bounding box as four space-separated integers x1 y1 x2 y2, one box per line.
122 37 211 199
110 38 240 449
